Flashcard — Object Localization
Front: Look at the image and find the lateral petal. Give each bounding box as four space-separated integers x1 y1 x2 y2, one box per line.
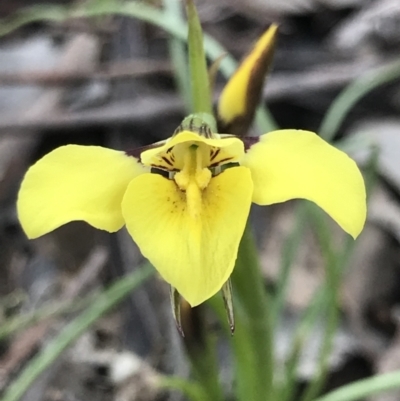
243 130 366 238
18 145 147 238
122 167 253 306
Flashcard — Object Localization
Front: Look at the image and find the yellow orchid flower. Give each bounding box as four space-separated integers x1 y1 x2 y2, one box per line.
17 114 366 307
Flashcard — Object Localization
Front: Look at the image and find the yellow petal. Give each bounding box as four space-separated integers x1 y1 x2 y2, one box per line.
243 130 366 238
17 145 147 238
122 167 253 306
217 24 278 136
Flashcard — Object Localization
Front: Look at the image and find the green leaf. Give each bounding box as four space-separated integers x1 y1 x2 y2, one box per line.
313 371 400 401
164 0 192 113
320 59 400 142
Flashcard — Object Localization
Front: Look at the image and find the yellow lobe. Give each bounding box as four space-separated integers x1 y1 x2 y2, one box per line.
17 145 147 238
122 166 253 306
242 130 367 238
218 24 278 127
140 130 245 171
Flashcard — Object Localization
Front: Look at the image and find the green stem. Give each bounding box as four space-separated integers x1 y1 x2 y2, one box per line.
177 3 224 400
185 0 212 115
230 225 274 401
186 334 224 401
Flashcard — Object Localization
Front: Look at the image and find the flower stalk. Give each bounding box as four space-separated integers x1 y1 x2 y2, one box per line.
186 0 213 117
230 225 275 401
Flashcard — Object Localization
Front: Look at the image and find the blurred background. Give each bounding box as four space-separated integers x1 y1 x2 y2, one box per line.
1 0 400 400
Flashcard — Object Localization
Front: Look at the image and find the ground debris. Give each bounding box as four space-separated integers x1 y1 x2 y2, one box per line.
1 0 400 400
